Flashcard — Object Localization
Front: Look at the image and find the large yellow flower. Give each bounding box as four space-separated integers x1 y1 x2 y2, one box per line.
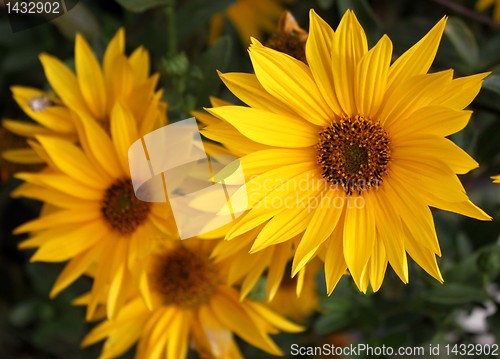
3 28 166 163
13 104 173 320
493 175 500 183
204 10 491 294
476 0 500 21
209 0 292 45
82 239 302 359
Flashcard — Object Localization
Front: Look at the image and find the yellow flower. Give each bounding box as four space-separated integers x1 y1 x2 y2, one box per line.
476 0 500 21
13 104 173 320
3 28 166 163
204 10 491 294
82 240 302 359
209 0 292 45
492 175 500 183
268 260 320 323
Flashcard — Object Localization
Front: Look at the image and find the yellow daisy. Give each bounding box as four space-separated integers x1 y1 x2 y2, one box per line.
82 239 302 359
492 175 500 183
209 0 292 45
13 104 173 320
3 28 166 163
204 10 491 294
476 0 500 21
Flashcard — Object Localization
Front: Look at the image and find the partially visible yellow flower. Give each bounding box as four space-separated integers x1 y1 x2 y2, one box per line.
209 0 292 45
13 103 173 320
476 0 500 21
205 10 491 296
492 175 500 183
3 28 166 163
268 260 320 323
82 239 302 359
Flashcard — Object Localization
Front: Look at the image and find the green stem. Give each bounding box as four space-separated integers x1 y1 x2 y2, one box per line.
165 0 177 57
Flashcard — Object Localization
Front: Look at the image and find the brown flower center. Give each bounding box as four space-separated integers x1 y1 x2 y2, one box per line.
317 115 391 195
101 178 151 234
151 247 219 308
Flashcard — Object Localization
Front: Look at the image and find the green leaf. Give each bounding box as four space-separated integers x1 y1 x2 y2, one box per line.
314 311 352 334
444 17 479 71
423 284 487 305
191 36 232 108
115 0 168 13
483 74 500 95
176 0 235 42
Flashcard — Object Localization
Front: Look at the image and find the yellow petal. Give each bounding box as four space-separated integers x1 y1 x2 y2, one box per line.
331 10 368 116
50 246 99 297
110 103 139 173
75 34 107 120
198 306 232 358
218 71 296 116
206 106 318 148
2 148 44 164
166 311 191 359
306 9 343 116
380 70 453 129
389 106 471 138
74 113 124 179
249 45 332 125
30 221 106 262
343 194 375 291
393 136 478 174
355 35 392 116
39 53 90 115
292 190 345 276
266 244 291 300
14 208 100 234
15 172 103 200
387 17 447 91
324 222 347 295
369 238 387 292
211 289 282 355
3 118 53 138
129 46 150 84
403 224 444 283
383 174 441 256
433 72 490 110
103 28 125 82
36 135 108 189
371 188 408 283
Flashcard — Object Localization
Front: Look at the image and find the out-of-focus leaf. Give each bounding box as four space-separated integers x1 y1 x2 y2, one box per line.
423 284 487 305
192 36 232 108
476 244 500 276
115 0 168 13
51 2 100 40
314 311 352 334
483 74 500 95
444 17 479 71
317 0 335 9
479 32 500 69
176 0 234 42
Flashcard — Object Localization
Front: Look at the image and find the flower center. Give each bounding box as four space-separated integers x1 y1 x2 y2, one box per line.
151 247 219 308
316 115 391 195
27 96 52 112
101 178 151 234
